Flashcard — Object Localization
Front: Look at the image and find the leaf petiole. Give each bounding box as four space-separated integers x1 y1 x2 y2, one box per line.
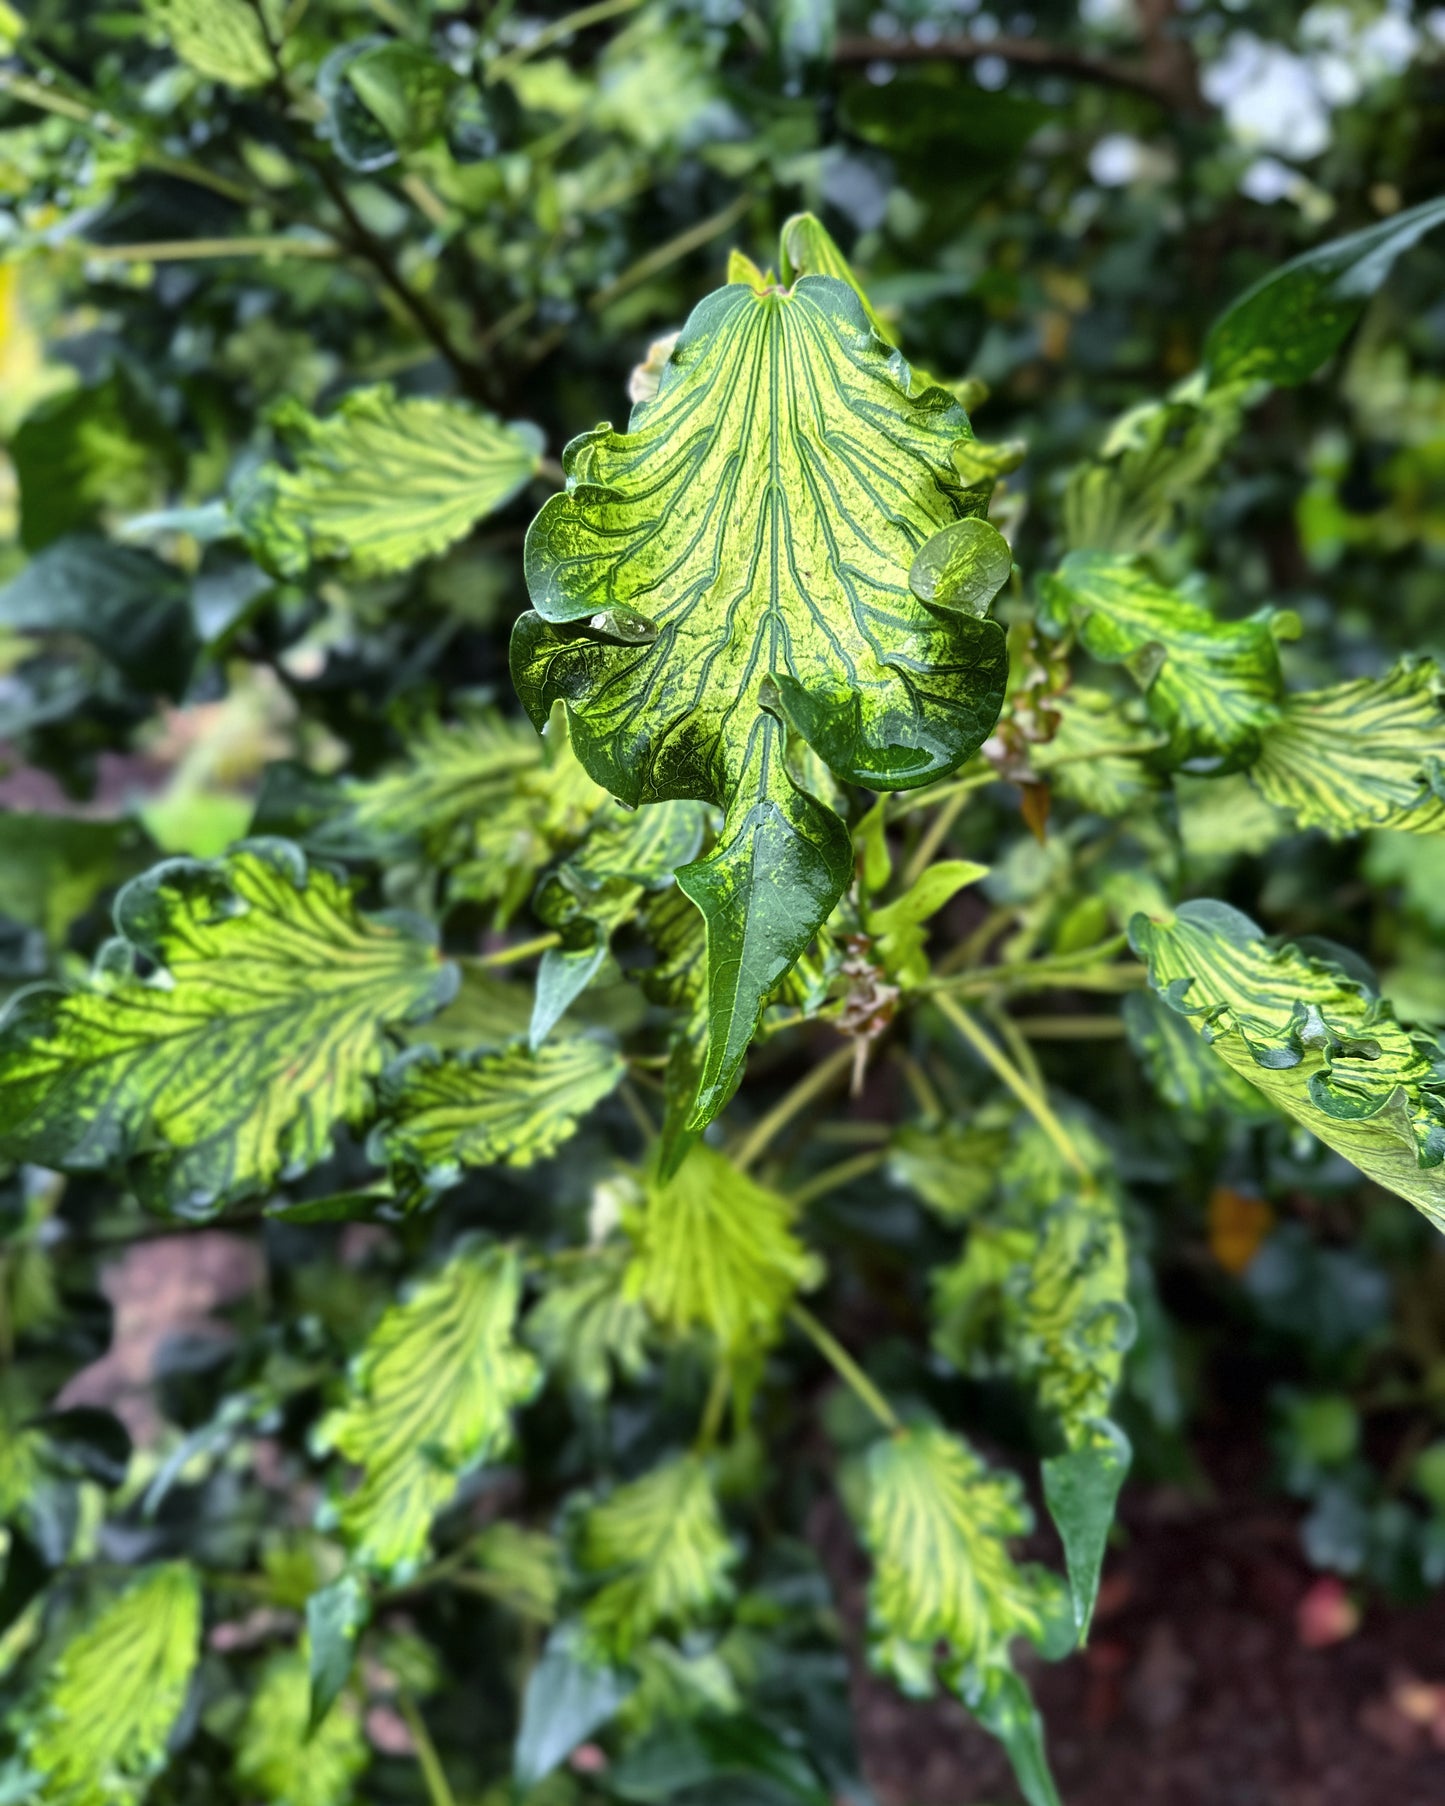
788 1302 900 1432
933 994 1091 1183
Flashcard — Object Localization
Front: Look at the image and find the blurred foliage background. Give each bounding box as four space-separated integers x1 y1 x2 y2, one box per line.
2 1 1445 1801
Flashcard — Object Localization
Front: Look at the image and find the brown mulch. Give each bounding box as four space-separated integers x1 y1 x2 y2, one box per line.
818 1482 1445 1806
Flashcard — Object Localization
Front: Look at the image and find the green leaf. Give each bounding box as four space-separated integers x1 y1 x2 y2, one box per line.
237 385 544 578
306 1573 369 1734
858 1425 1064 1694
0 537 196 697
0 813 152 946
1248 660 1445 836
1129 899 1445 1225
512 239 1008 1128
315 1241 541 1576
1040 1422 1131 1644
1123 988 1274 1122
886 1120 1011 1223
638 886 711 1174
1040 550 1293 766
374 1036 626 1203
866 858 988 987
956 1664 1061 1806
234 1650 368 1806
144 0 276 87
1062 382 1245 554
19 1563 200 1806
574 1456 737 1661
0 841 454 1216
526 1247 652 1403
343 42 457 152
470 1522 562 1625
907 517 1013 615
1204 195 1445 389
1029 686 1166 817
514 1627 634 1789
624 1142 821 1353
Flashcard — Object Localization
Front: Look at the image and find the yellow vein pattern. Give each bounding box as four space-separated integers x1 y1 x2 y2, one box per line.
20 1563 200 1806
316 1241 541 1577
1249 659 1445 835
239 384 544 577
514 261 1007 1134
0 840 455 1216
1131 900 1445 1227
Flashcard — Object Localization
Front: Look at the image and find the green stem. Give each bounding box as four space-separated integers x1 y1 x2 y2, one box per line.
789 1303 899 1432
790 1148 887 1209
588 190 755 314
466 932 561 968
695 1361 731 1452
898 787 968 891
933 993 1091 1182
730 1043 855 1174
618 1079 656 1145
397 1693 458 1806
1017 1014 1127 1039
886 768 994 820
74 236 337 262
486 0 646 83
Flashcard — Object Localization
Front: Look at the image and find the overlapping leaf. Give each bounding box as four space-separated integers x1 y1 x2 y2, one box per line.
314 1242 541 1575
374 1036 626 1203
0 841 454 1216
1130 899 1445 1226
1124 989 1274 1122
234 1650 368 1806
238 385 544 577
18 1563 200 1806
512 216 1008 1133
574 1456 736 1660
623 1142 821 1352
887 1120 1012 1223
526 1248 652 1403
1248 660 1445 835
1039 551 1293 766
1028 686 1166 816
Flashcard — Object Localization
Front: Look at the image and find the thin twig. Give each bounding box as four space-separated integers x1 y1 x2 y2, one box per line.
729 1044 856 1174
464 932 561 968
790 1149 888 1210
833 32 1177 104
933 993 1091 1182
74 236 338 262
486 0 645 84
789 1302 899 1432
396 1693 459 1806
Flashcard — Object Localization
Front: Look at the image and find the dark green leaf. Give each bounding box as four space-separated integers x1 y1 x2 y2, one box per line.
1040 1420 1130 1642
306 1573 370 1733
514 1627 634 1788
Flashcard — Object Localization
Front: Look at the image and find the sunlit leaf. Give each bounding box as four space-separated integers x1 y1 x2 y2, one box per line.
19 1563 200 1806
1204 195 1445 389
1130 899 1445 1225
315 1241 541 1575
1029 686 1166 816
374 1036 626 1203
234 1650 368 1806
513 217 1008 1130
624 1143 821 1352
0 841 455 1217
144 0 276 87
526 1247 652 1403
1040 551 1293 766
1248 660 1445 836
574 1456 737 1661
238 385 544 577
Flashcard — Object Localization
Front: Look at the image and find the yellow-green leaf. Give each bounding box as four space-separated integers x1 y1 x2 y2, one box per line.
512 215 1008 1131
20 1563 200 1806
315 1242 541 1576
144 0 276 88
238 385 544 577
1130 899 1445 1226
1248 659 1445 836
575 1456 736 1660
624 1143 821 1353
0 842 454 1216
233 1650 368 1806
375 1036 626 1203
526 1247 652 1403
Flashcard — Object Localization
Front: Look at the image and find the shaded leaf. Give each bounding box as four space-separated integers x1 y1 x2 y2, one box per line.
513 222 1007 1130
1130 899 1445 1225
1205 195 1445 389
886 1120 1011 1223
0 813 152 946
956 1663 1061 1806
306 1573 369 1733
0 841 454 1217
1124 988 1273 1122
1248 659 1445 835
624 1142 821 1353
374 1036 626 1203
1028 686 1166 817
515 1626 634 1789
238 385 544 578
315 1241 541 1576
575 1456 736 1660
19 1563 200 1806
1040 551 1293 766
527 1247 652 1403
1040 1421 1131 1643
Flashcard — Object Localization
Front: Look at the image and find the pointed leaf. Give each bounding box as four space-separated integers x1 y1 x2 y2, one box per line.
956 1664 1062 1806
859 1425 1065 1694
144 0 276 86
574 1456 737 1661
512 258 1008 1128
375 1037 626 1202
1130 899 1445 1225
1040 1421 1131 1643
0 842 454 1216
315 1242 541 1576
514 1626 634 1788
238 385 544 578
19 1563 200 1806
235 1650 368 1806
1249 659 1445 836
1123 988 1274 1121
624 1143 821 1353
306 1573 369 1734
1040 550 1293 765
1204 195 1445 389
